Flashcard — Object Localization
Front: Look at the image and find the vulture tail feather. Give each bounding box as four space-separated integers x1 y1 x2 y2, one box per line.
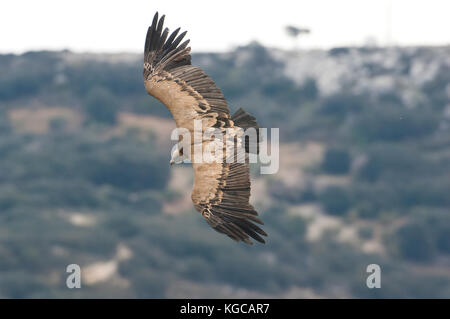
231 108 261 154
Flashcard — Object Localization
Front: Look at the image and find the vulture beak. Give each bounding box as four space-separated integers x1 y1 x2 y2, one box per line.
170 159 175 166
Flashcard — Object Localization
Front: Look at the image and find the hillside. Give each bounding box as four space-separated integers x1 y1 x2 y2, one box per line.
0 44 449 298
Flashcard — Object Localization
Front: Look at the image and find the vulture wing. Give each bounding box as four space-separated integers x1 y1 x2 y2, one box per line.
143 12 267 244
143 12 231 133
192 159 267 244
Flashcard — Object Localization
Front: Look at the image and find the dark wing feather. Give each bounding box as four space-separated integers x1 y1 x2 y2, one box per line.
143 12 231 130
192 159 267 245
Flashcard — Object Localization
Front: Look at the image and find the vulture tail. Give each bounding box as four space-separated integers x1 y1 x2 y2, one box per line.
143 12 191 79
231 108 261 154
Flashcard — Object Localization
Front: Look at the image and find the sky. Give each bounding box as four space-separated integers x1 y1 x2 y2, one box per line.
1 0 449 54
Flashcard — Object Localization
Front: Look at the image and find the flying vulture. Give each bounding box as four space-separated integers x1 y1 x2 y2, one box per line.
143 12 267 244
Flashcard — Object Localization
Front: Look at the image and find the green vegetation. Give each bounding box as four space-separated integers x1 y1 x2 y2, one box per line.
321 148 351 175
318 186 352 216
0 46 449 298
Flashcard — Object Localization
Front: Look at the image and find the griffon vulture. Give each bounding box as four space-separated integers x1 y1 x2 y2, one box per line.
143 12 267 244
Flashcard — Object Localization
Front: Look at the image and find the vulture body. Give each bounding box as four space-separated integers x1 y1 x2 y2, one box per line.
143 12 267 244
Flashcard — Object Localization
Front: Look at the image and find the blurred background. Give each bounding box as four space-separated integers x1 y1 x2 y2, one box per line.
0 0 449 298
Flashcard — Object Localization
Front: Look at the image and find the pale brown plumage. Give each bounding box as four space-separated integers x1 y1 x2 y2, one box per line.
143 12 267 244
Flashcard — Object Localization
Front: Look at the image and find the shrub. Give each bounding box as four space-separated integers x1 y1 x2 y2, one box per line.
354 107 438 142
84 86 119 124
318 186 352 216
319 93 365 117
322 148 351 175
393 222 435 263
357 145 426 183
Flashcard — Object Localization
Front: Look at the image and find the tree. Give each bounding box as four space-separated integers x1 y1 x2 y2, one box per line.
322 148 351 175
354 107 438 142
84 86 119 124
394 223 435 263
285 25 311 50
318 186 352 216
